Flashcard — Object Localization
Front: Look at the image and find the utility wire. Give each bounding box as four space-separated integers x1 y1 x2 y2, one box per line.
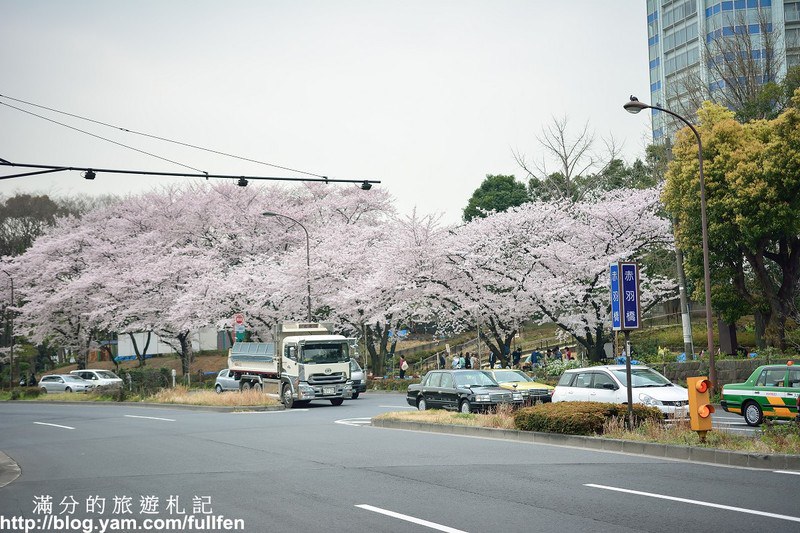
0 92 328 179
0 100 205 174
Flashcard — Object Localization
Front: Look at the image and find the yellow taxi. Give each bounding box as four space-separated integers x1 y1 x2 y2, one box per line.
482 369 554 404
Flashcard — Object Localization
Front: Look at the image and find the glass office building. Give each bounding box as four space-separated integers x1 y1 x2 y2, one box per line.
646 0 800 140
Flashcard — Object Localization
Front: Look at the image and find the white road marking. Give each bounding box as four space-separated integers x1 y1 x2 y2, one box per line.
334 418 372 427
356 504 469 533
586 483 800 523
124 415 175 422
774 470 800 475
33 422 75 430
231 409 308 414
379 405 417 409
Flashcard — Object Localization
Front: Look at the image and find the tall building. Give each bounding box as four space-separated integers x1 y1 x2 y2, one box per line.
646 0 800 140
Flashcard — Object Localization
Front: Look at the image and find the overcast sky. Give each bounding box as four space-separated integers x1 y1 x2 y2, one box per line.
1 1 652 224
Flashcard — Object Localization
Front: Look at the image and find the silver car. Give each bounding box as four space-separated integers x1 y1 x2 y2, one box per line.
215 369 239 393
350 358 366 399
70 369 123 389
39 374 94 393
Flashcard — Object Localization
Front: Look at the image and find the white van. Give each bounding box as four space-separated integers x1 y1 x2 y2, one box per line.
70 369 124 389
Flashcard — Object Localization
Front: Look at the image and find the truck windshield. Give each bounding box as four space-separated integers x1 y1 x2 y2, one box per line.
300 343 349 364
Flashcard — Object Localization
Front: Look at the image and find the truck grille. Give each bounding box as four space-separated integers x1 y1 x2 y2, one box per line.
308 372 346 384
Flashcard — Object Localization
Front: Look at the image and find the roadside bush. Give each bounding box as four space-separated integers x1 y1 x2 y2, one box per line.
513 401 663 436
123 367 172 396
370 378 420 391
10 386 41 400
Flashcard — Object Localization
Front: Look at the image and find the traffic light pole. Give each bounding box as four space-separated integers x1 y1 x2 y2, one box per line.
624 330 633 430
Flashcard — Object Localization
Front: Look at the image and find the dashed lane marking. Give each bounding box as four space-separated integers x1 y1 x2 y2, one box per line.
124 415 175 422
356 504 469 532
586 483 800 523
33 422 75 430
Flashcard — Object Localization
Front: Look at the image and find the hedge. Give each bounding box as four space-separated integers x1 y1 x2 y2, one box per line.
513 401 663 436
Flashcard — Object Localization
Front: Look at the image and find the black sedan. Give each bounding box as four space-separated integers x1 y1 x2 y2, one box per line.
406 369 523 413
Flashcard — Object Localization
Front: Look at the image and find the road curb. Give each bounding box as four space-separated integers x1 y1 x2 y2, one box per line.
370 419 800 470
4 400 285 412
0 450 20 488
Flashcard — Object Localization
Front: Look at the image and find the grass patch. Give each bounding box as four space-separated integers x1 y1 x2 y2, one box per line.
145 386 280 407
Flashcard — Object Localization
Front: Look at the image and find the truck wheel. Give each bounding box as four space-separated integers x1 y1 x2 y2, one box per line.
282 385 294 409
241 382 251 391
253 382 263 392
330 398 344 406
352 391 360 399
743 401 763 426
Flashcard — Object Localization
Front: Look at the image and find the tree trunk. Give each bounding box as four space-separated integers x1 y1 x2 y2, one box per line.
754 310 766 349
176 330 193 376
128 331 152 367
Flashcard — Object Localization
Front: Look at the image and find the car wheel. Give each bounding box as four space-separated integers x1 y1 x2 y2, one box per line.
418 398 427 411
743 401 764 426
65 387 72 393
460 400 472 414
215 384 223 394
40 387 48 394
282 385 294 409
330 398 344 406
352 391 359 399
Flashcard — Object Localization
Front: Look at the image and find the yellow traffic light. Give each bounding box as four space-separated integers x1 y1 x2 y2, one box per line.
687 376 715 438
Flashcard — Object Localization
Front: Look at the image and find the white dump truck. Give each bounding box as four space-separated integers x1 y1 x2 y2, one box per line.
227 322 354 408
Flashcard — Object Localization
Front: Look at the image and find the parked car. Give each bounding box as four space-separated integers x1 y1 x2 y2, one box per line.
482 369 554 404
214 369 240 393
70 369 123 389
350 358 366 399
406 369 523 414
552 365 688 416
721 363 800 426
39 374 94 393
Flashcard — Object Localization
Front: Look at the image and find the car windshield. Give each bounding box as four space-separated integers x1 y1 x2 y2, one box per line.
300 342 349 364
96 371 119 379
490 370 531 383
611 368 671 387
454 371 499 387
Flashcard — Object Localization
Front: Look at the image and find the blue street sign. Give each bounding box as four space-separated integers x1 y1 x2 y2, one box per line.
610 263 621 330
620 262 640 329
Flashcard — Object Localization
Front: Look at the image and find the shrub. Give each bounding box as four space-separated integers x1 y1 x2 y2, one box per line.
122 368 172 396
10 387 41 400
370 377 421 391
513 401 663 436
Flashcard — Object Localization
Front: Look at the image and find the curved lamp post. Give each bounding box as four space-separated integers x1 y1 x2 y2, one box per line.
263 212 312 322
623 96 716 387
1 270 13 389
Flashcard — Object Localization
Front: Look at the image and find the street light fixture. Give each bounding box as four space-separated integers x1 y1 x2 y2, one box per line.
263 212 312 322
623 96 716 386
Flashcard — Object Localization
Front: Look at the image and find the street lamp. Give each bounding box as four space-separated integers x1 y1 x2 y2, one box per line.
1 270 13 389
263 212 312 322
623 96 716 386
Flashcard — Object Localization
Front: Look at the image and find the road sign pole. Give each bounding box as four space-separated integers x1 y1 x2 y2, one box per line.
624 330 633 429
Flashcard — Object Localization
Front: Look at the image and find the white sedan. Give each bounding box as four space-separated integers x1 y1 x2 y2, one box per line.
39 374 94 393
552 365 688 416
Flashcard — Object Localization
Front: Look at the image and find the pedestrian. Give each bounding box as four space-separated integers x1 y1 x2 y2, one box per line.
451 353 460 369
489 351 497 369
564 346 572 361
470 353 478 370
399 356 409 379
28 372 37 386
512 348 521 368
463 352 472 369
438 352 446 369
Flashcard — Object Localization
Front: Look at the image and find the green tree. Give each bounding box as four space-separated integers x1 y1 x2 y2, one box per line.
462 174 528 222
662 94 800 349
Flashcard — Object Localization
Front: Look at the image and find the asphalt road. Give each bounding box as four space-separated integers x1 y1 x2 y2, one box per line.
1 394 798 533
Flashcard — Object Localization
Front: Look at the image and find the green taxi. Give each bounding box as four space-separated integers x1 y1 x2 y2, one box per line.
720 363 800 426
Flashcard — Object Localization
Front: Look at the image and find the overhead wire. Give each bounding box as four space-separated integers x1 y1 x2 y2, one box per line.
0 92 328 179
0 100 206 174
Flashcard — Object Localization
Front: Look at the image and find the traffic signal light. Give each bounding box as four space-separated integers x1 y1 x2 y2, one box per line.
687 376 714 438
